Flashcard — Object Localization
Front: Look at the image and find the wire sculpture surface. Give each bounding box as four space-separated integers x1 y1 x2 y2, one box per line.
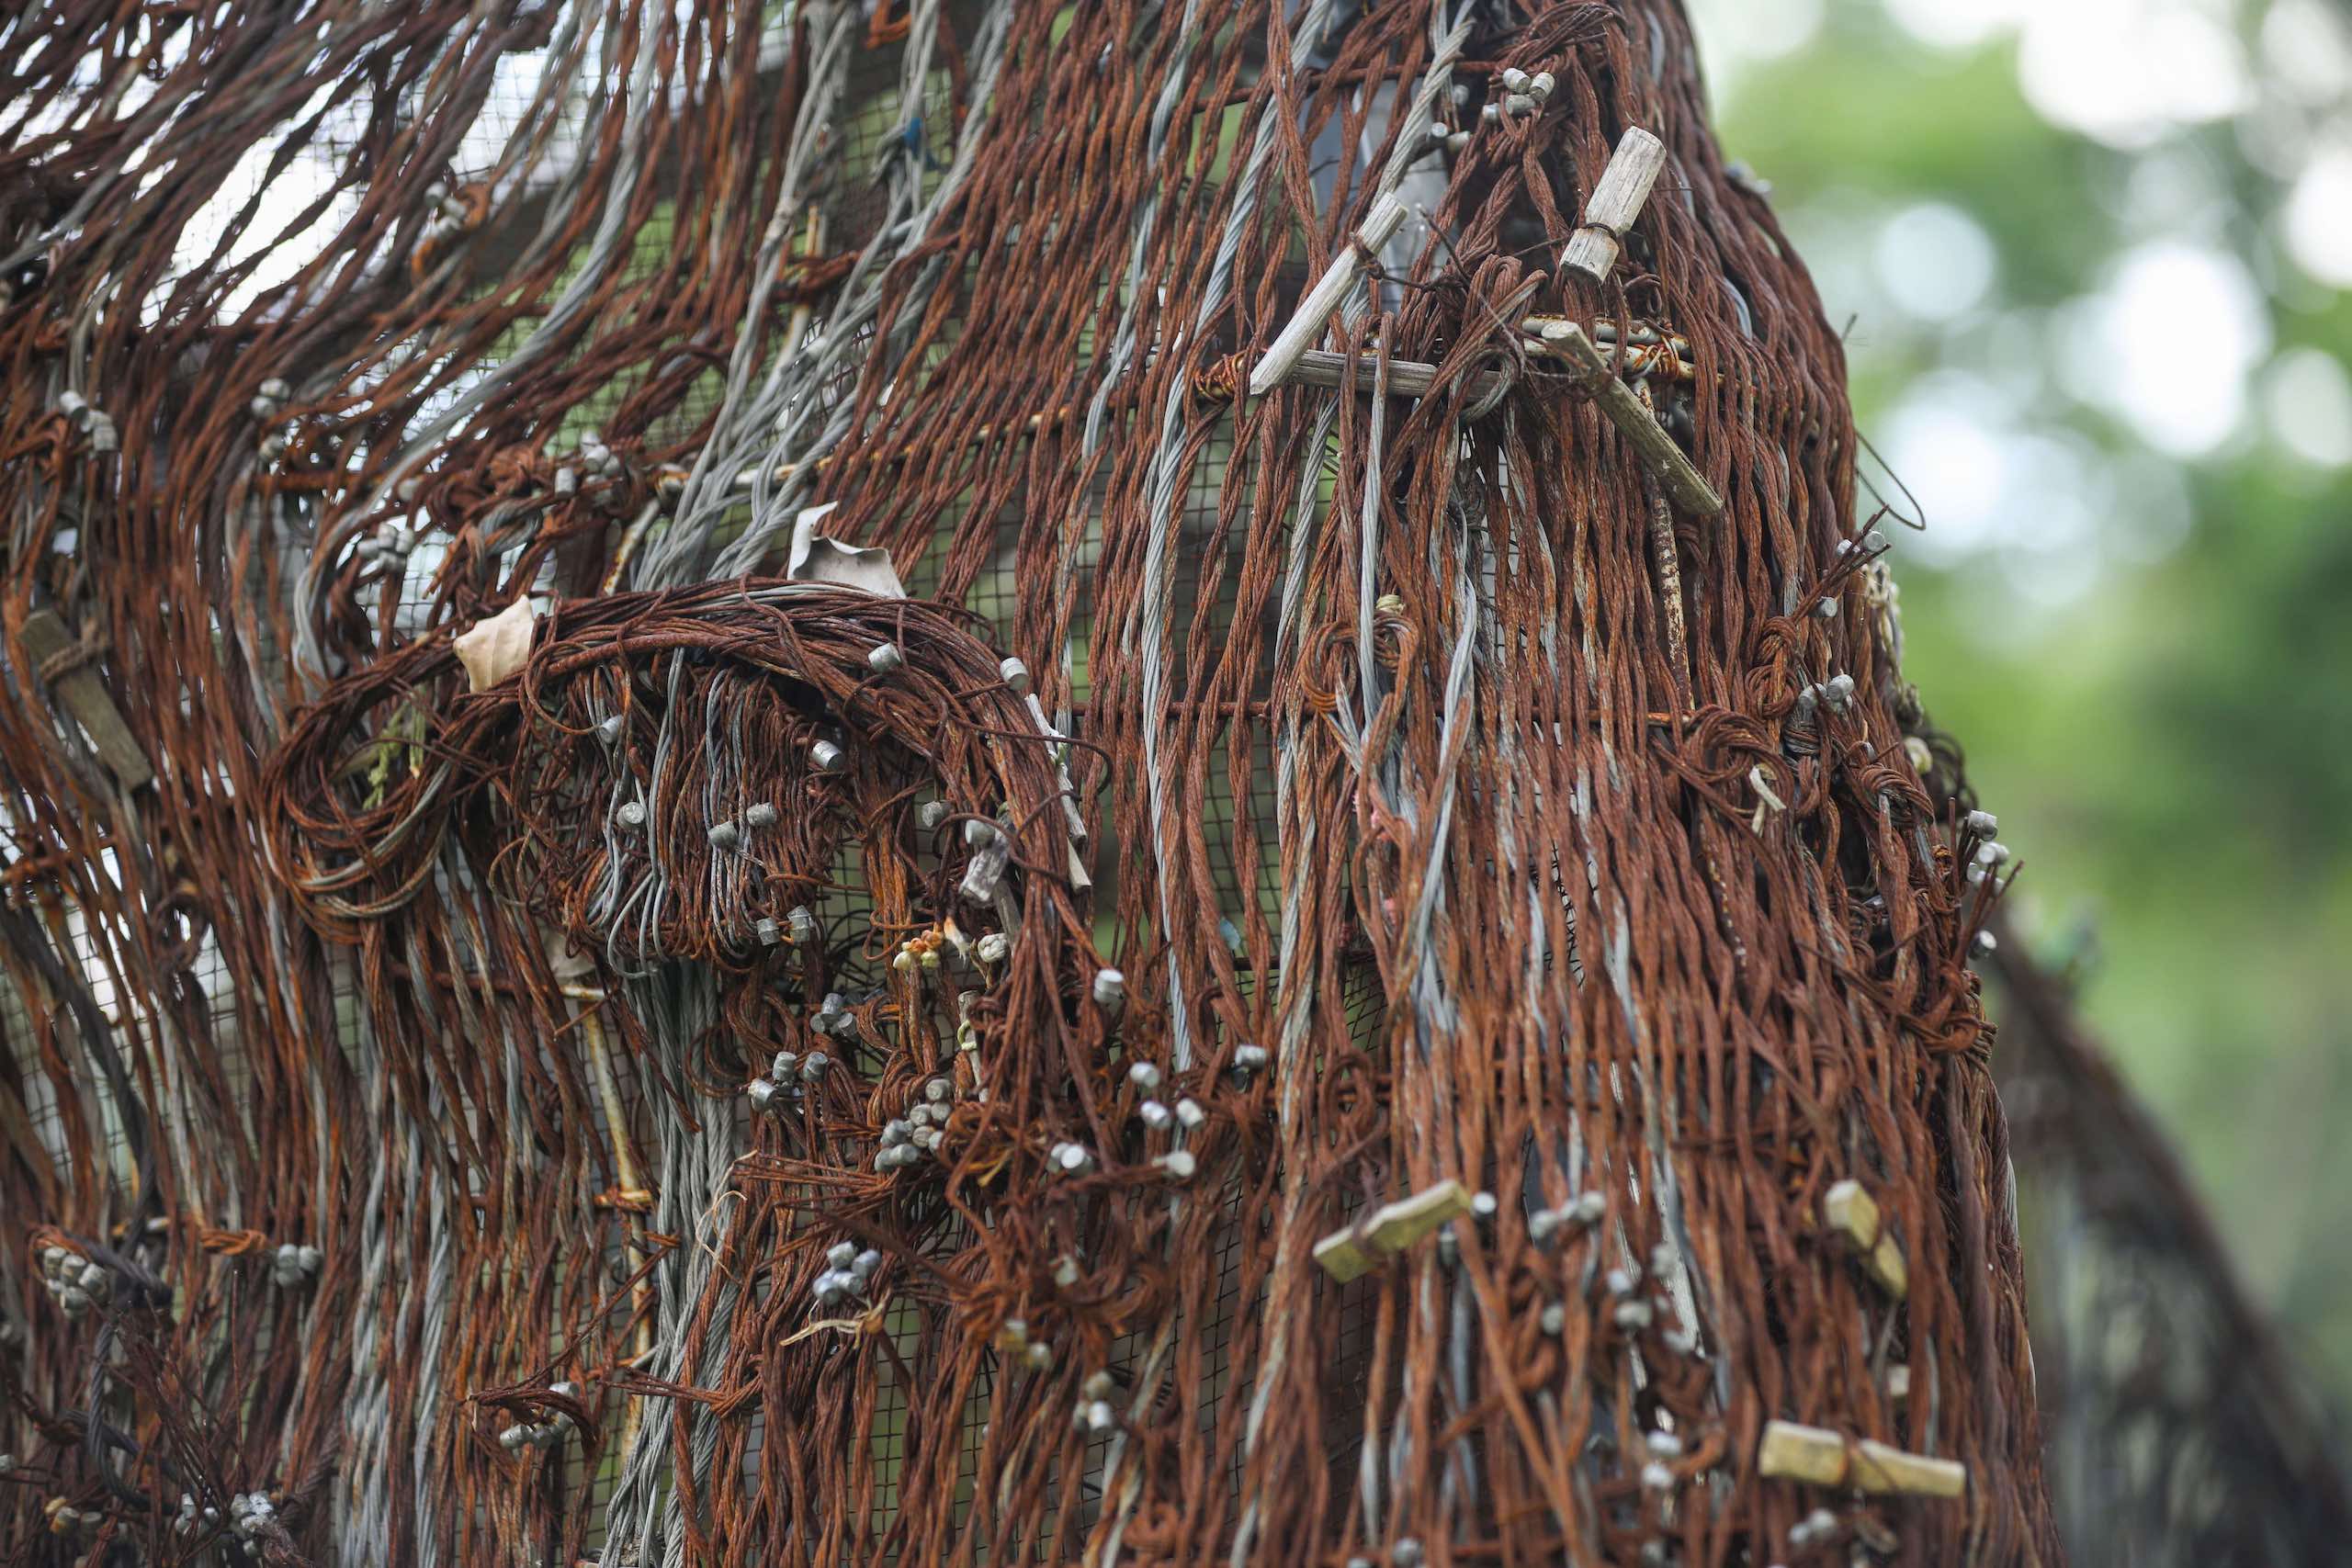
0 2 2069 1563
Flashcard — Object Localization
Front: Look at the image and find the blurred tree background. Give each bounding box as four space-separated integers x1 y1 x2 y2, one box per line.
1680 0 2352 1395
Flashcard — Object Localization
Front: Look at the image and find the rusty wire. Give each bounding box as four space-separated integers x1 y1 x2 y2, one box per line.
0 2 2060 1564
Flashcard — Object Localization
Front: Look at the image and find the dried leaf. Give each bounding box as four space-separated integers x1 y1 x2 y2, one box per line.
452 597 539 693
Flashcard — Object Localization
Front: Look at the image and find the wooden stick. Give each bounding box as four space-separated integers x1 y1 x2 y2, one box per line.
1757 1420 1849 1487
1313 1179 1473 1283
1823 1178 1909 1300
1562 128 1667 284
1525 320 1723 516
1250 192 1410 397
1757 1419 1968 1498
1285 350 1507 403
783 205 825 360
19 610 152 790
1862 1233 1908 1299
1850 1438 1967 1498
565 990 655 1454
1822 1179 1881 1247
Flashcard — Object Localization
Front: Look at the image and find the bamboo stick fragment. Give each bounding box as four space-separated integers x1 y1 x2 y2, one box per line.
783 206 825 361
1864 1232 1908 1299
1757 1419 1969 1498
1851 1438 1967 1498
1823 1179 1909 1300
1313 1179 1474 1282
1823 1179 1881 1247
1250 192 1410 397
1526 320 1723 516
1562 128 1668 283
564 988 655 1454
1757 1420 1849 1487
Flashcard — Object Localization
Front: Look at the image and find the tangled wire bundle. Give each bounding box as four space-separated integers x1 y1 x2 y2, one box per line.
267 584 1089 964
0 2 2059 1564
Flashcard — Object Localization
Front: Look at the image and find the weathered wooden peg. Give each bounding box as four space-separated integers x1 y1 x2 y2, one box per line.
1250 191 1410 397
20 610 153 790
1758 1419 1846 1486
1851 1435 1967 1498
1522 319 1723 516
960 831 1011 904
1823 1179 1881 1247
1312 1179 1474 1283
1823 1179 1909 1301
1759 1420 1964 1497
1862 1235 1909 1299
1562 127 1668 284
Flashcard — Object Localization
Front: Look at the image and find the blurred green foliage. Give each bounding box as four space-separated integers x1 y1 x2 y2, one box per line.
1688 0 2352 1387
